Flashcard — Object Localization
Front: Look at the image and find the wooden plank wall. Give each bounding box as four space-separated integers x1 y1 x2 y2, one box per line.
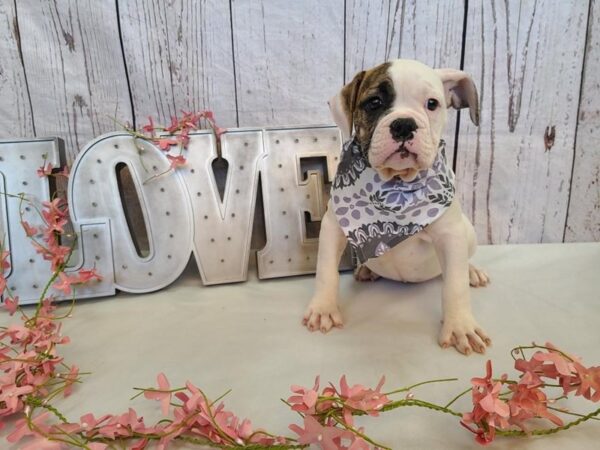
0 0 597 244
456 0 590 243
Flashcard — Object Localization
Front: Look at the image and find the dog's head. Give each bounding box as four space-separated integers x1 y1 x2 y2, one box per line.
329 59 479 182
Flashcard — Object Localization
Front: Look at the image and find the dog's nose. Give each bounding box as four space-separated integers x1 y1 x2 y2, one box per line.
390 118 418 141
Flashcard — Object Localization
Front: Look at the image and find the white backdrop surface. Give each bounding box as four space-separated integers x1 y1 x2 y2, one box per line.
1 243 599 449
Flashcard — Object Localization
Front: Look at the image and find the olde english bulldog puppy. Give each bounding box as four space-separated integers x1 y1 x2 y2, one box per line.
304 59 491 355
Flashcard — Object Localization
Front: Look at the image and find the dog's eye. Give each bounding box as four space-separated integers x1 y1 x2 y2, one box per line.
364 97 383 112
426 98 440 111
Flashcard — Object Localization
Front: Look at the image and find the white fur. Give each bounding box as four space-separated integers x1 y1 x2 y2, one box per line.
305 59 490 355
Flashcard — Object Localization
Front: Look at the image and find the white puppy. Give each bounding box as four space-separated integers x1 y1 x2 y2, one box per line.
304 59 491 355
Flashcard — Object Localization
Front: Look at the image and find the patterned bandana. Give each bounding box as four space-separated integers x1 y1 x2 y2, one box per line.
331 138 455 264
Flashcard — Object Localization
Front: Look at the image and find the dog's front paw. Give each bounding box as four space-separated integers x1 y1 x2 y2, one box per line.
439 314 491 355
302 298 343 333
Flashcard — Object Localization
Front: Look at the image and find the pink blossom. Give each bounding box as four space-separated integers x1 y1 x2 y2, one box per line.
144 373 172 416
87 444 109 450
507 382 563 430
3 295 19 315
1 383 34 413
338 375 388 415
141 116 155 134
288 376 320 414
461 361 510 445
52 273 80 295
37 163 54 177
571 362 600 402
78 412 112 437
41 198 68 235
157 137 178 151
61 365 79 396
21 221 39 237
76 268 102 283
7 412 52 443
289 415 348 450
1 250 10 293
167 154 187 169
514 343 586 396
165 116 180 133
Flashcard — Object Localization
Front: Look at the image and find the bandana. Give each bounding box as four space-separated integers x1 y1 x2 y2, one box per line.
331 138 455 264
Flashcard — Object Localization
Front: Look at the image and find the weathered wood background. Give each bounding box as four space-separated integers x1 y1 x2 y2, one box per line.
0 0 598 244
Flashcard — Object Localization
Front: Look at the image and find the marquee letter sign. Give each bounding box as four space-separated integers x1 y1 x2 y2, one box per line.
0 138 115 305
1 126 352 305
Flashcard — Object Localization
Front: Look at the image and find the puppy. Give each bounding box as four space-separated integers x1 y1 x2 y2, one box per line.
304 59 491 355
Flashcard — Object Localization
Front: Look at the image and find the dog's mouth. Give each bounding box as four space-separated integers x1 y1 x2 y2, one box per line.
383 144 417 163
378 145 420 181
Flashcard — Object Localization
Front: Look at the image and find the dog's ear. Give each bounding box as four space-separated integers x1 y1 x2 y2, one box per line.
435 69 480 126
328 71 366 140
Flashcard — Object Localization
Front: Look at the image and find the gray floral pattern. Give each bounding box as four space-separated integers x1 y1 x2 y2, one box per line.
331 140 454 263
332 138 369 189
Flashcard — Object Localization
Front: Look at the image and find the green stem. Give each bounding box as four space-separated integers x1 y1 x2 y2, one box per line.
445 387 472 408
331 415 392 450
384 377 458 396
380 398 463 418
497 406 600 437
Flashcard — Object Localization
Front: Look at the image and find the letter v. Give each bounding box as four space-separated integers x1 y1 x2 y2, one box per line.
178 130 263 284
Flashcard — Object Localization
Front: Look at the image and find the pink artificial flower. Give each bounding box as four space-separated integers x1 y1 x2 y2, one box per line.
3 295 19 315
129 438 149 450
1 383 34 413
7 412 52 443
157 137 178 151
21 220 39 237
52 272 80 295
0 250 9 293
97 416 132 439
533 350 573 378
77 268 102 283
87 444 109 450
289 415 347 450
1 249 9 270
177 129 190 147
37 162 54 177
0 252 10 294
460 421 494 446
142 116 155 134
507 382 563 430
62 365 79 396
165 116 180 133
515 343 583 395
41 198 68 235
167 154 187 169
571 362 600 402
337 375 388 422
144 373 172 416
78 412 112 437
462 361 510 445
288 376 320 414
48 245 71 272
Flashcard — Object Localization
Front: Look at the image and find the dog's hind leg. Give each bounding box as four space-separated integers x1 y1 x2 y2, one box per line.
469 264 489 287
354 264 381 282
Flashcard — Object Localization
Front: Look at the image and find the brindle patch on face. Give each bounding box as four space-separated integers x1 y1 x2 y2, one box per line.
352 62 394 152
